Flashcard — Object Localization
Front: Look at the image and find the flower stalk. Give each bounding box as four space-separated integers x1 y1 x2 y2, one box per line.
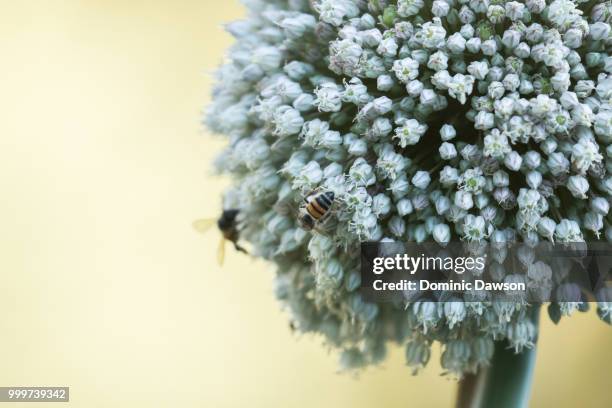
457 306 540 408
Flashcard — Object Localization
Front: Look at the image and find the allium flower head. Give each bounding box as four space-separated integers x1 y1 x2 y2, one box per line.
207 0 612 375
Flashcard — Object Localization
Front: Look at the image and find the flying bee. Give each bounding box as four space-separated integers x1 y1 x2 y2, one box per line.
193 209 247 266
298 189 335 231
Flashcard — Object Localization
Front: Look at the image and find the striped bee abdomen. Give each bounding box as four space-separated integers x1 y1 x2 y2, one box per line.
298 190 335 231
306 191 335 220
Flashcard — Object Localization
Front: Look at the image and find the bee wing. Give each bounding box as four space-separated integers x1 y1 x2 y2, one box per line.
217 236 226 266
274 199 298 216
193 218 216 234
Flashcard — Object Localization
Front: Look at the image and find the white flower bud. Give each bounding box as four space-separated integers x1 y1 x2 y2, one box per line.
504 151 523 171
440 124 456 141
523 151 541 169
590 22 611 41
440 166 459 186
515 42 531 59
273 106 304 136
459 6 475 24
253 46 283 72
373 96 393 115
314 0 359 26
503 74 520 92
323 162 343 179
555 219 584 242
492 170 509 187
541 139 558 155
519 79 534 94
526 0 545 13
411 49 430 65
537 217 556 241
481 39 497 56
397 198 413 216
447 33 466 54
505 2 525 21
394 21 414 40
487 5 505 24
439 142 458 160
360 29 382 47
321 130 342 148
467 61 489 80
432 70 452 89
560 91 579 110
475 111 495 130
551 72 571 93
293 161 323 191
349 158 376 186
348 138 368 156
567 175 589 199
435 196 451 215
388 176 409 198
284 61 314 81
427 51 448 71
372 194 392 217
575 80 595 98
494 98 514 119
412 171 431 190
280 13 316 38
547 152 570 176
433 224 451 246
314 82 343 112
487 81 505 99
389 215 406 237
397 0 425 17
591 197 610 216
571 104 594 127
488 67 504 82
455 190 474 210
377 75 395 92
420 89 437 105
466 37 481 53
460 24 474 39
293 93 315 112
370 117 393 138
526 171 543 189
432 0 450 17
377 36 398 58
563 28 583 49
406 80 424 96
412 194 430 212
584 212 603 237
502 30 521 49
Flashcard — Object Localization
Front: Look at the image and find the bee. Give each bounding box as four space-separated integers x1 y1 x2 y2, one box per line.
298 189 335 231
193 209 247 266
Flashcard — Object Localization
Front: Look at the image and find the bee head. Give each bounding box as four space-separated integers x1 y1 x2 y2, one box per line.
218 209 239 231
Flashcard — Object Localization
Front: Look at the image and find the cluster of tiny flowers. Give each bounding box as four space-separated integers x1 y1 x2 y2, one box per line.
207 0 612 375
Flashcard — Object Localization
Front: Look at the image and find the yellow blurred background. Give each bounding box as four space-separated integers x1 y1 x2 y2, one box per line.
0 1 609 407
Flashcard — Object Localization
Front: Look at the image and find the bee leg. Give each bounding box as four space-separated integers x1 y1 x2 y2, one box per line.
313 217 332 236
234 242 248 254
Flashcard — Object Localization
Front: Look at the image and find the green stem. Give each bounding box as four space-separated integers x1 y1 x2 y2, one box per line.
456 307 540 408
